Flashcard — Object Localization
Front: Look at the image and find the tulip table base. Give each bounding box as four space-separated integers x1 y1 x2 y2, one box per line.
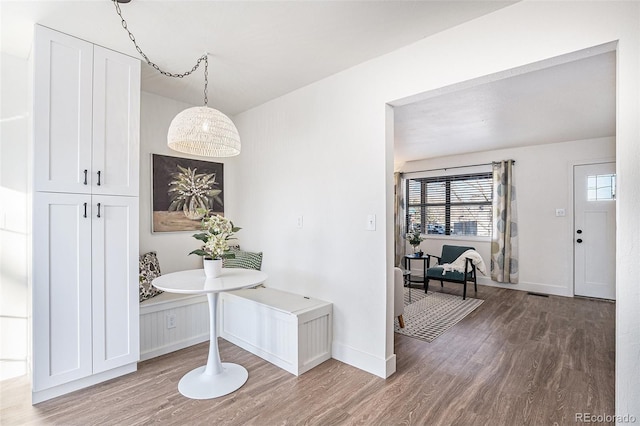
178 363 248 399
177 292 246 399
152 269 268 400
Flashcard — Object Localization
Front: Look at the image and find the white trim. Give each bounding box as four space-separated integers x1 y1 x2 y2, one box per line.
331 341 388 379
476 278 573 298
32 363 136 404
385 354 397 378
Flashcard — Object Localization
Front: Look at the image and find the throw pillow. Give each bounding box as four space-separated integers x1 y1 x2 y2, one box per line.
139 251 163 302
223 250 263 270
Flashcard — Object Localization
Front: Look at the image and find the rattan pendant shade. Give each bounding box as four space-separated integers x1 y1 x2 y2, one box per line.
167 106 241 157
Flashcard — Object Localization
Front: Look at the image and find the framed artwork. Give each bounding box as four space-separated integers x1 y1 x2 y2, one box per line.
151 153 224 232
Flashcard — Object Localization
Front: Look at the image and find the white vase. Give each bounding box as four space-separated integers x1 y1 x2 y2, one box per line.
203 258 222 278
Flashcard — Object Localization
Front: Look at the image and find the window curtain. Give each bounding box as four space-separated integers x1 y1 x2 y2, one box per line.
394 172 406 267
491 160 519 283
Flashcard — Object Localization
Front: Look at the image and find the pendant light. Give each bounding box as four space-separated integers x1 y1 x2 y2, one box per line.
112 0 240 157
167 55 241 157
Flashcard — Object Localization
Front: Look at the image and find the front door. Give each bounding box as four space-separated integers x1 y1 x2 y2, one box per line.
574 162 616 300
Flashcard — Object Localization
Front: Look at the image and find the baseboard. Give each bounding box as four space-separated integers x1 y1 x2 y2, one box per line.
331 341 388 379
385 354 397 378
476 277 572 297
139 334 209 361
32 363 137 404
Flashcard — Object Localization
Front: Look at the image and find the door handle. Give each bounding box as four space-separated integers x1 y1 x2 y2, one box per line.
83 169 88 185
83 202 87 218
576 229 582 234
97 203 101 218
97 171 101 186
576 238 583 243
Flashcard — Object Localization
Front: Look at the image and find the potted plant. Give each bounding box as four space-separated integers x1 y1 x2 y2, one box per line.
168 165 222 220
405 228 425 257
189 211 241 277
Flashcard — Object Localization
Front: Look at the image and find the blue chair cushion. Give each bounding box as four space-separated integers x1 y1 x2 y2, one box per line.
426 267 473 282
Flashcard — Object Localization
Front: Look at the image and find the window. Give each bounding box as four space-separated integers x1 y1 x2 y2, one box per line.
587 173 616 201
406 172 493 237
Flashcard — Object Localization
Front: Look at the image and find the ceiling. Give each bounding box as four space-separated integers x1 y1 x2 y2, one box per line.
3 1 614 164
393 50 616 164
1 0 515 116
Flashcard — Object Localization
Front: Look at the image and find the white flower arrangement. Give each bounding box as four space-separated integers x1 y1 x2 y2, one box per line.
189 211 241 260
405 229 425 248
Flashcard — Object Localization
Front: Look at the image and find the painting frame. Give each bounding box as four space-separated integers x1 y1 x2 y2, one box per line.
151 153 224 233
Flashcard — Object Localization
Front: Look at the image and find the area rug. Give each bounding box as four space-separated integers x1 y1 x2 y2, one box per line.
395 287 484 342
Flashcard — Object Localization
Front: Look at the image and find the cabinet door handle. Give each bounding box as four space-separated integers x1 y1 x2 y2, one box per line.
83 169 88 185
97 203 101 218
97 171 101 186
83 202 87 218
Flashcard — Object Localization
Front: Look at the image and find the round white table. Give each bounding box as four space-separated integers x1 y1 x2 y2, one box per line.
152 268 268 399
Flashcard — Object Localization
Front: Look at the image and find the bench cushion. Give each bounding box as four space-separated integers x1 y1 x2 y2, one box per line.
223 250 263 270
139 251 164 302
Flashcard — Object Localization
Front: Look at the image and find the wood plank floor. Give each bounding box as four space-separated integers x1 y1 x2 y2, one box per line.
1 285 615 425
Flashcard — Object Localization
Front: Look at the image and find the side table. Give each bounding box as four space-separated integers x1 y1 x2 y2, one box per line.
403 255 429 297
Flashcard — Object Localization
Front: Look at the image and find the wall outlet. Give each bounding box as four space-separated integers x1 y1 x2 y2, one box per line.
555 208 566 217
166 313 177 329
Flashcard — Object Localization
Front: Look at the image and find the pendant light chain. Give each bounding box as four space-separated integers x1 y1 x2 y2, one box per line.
204 55 208 106
112 0 240 157
111 0 209 105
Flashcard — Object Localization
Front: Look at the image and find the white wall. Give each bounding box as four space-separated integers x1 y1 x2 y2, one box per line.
232 0 640 413
402 137 615 297
233 70 390 377
0 52 29 380
139 92 240 274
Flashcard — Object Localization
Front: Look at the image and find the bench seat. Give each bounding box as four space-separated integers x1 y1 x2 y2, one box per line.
220 287 333 375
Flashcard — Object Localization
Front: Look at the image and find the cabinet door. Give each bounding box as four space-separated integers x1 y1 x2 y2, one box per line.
32 193 93 391
92 46 140 197
33 25 93 194
91 195 139 373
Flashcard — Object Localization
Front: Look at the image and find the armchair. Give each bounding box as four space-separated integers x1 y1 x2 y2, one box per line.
425 245 478 300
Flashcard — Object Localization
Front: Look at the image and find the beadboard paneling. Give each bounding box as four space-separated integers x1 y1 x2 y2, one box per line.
139 297 209 361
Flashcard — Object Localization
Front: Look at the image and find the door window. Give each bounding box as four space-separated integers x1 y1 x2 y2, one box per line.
587 174 616 201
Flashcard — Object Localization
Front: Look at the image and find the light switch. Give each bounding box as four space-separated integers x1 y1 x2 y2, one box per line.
296 215 304 228
366 214 376 231
555 208 566 217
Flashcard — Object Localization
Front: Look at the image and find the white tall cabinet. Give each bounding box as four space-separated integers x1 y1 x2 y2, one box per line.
31 25 141 404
